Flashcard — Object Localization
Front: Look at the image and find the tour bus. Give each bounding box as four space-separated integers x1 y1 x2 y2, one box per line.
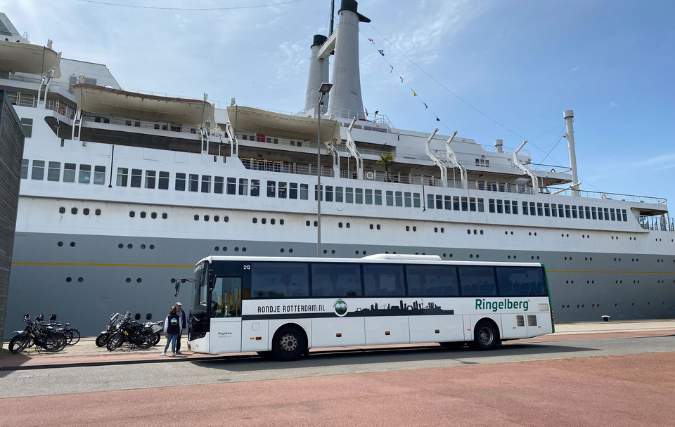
185 254 554 361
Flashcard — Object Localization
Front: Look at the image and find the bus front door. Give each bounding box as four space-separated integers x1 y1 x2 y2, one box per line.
209 277 243 354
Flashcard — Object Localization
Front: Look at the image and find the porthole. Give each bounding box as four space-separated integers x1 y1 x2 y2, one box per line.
323 249 328 254
339 222 343 228
70 242 76 247
506 231 509 235
136 278 142 283
331 250 336 254
71 207 78 215
118 243 123 249
204 215 210 222
140 211 146 219
135 314 141 320
151 212 157 219
214 215 220 222
126 278 131 283
66 277 72 282
537 256 540 260
280 248 285 253
412 226 416 232
355 251 360 255
59 207 66 214
306 221 311 226
242 247 247 252
434 227 438 233
443 253 447 258
58 241 63 247
470 254 474 258
261 218 266 225
508 256 511 259
194 215 199 221
513 255 517 259
407 226 410 231
473 230 477 235
77 277 83 283
83 208 90 215
95 209 102 216
162 213 168 219
480 230 483 235
377 225 381 230
510 231 513 235
129 211 135 218
370 224 374 230
224 216 229 222
532 256 535 260
534 232 537 236
141 244 146 249
127 244 133 249
314 221 318 227
476 254 479 258
215 246 220 251
346 223 351 228
222 247 227 252
363 251 367 255
253 218 258 224
289 249 293 253
280 219 285 225
467 229 471 234
271 219 276 225
146 313 152 320
235 247 239 252
149 244 155 250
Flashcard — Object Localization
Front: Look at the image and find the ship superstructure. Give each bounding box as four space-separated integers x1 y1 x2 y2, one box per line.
1 5 673 337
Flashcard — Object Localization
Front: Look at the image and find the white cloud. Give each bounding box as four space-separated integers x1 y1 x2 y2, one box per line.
610 101 620 107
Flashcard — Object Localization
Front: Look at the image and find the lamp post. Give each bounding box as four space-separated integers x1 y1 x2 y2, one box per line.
317 82 333 257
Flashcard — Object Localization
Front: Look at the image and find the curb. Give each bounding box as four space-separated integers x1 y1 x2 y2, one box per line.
0 355 223 372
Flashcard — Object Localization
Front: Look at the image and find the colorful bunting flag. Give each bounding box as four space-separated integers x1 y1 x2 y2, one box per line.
413 91 417 97
436 117 440 121
368 38 374 43
424 103 428 109
400 76 403 83
378 49 384 56
390 65 393 73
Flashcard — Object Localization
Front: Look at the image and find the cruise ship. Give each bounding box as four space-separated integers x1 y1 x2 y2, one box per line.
2 3 673 337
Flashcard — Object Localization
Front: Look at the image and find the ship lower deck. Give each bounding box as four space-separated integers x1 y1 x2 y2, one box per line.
4 232 674 338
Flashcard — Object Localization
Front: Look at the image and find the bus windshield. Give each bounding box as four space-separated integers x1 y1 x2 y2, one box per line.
192 261 209 316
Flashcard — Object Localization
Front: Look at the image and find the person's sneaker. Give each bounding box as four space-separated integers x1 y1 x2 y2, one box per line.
176 351 182 355
170 352 175 357
160 352 166 356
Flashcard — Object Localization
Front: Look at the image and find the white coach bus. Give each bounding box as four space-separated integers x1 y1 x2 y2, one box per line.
185 254 554 360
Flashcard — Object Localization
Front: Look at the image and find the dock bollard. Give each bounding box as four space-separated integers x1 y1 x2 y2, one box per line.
602 315 610 322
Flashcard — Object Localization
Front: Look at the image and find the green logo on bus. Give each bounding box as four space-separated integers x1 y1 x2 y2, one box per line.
334 299 348 317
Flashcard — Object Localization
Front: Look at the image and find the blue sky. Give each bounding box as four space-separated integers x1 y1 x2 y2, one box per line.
4 0 674 207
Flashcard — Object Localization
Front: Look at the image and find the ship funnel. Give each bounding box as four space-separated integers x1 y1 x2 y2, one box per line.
327 0 370 120
304 34 330 115
494 139 503 153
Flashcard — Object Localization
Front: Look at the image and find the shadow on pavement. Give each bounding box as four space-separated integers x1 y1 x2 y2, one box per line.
192 342 597 372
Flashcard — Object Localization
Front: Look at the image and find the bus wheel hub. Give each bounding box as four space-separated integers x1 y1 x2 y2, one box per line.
280 333 298 352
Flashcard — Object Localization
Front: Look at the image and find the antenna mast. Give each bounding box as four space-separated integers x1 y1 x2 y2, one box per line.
329 0 335 35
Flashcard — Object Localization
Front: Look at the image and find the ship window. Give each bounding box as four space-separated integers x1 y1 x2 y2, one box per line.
477 198 484 212
238 178 249 196
571 205 578 218
335 186 344 203
489 199 495 213
48 161 61 181
366 189 374 205
201 175 212 193
267 180 276 197
358 188 365 205
157 172 168 190
504 200 511 214
565 204 571 218
300 183 308 200
470 197 477 212
21 118 33 138
59 207 65 214
129 211 135 218
591 206 597 220
204 215 210 222
392 191 401 207
314 185 323 201
151 212 157 219
145 170 156 189
194 215 200 221
435 195 442 210
94 166 106 185
115 168 128 187
175 173 186 191
377 190 384 206
537 203 543 216
78 164 91 184
131 168 142 188
496 199 503 214
512 200 518 214
604 208 609 220
544 203 550 217
443 195 451 210
289 182 298 199
31 160 45 180
278 182 287 198
251 179 260 197
461 197 468 211
162 213 168 219
346 187 354 203
622 209 627 222
20 159 28 179
610 208 616 221
522 201 528 215
140 211 146 219
551 203 558 217
72 207 78 215
557 205 564 217
188 174 199 192
426 194 434 209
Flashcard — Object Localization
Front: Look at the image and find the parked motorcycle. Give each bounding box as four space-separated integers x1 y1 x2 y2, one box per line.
106 312 156 351
95 313 120 347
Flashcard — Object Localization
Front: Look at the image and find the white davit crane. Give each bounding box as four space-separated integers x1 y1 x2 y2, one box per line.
444 130 467 189
424 128 447 187
345 117 364 180
512 140 539 194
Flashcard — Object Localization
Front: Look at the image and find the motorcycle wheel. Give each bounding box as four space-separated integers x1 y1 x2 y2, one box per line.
9 335 29 354
44 332 67 352
136 331 154 350
106 332 124 352
95 333 108 347
68 330 80 346
152 333 161 346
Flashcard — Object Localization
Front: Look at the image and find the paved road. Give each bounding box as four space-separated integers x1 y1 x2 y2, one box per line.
0 334 672 398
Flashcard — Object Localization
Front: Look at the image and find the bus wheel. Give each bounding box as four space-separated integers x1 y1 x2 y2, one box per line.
472 320 500 350
272 325 306 361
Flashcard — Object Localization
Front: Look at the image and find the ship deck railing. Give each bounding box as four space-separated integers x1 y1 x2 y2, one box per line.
545 187 667 205
639 215 675 232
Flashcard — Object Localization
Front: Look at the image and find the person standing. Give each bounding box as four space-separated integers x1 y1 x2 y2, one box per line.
161 306 181 357
175 302 186 354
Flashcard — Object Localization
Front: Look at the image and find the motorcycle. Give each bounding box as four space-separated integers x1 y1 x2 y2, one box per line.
95 313 120 347
106 312 156 351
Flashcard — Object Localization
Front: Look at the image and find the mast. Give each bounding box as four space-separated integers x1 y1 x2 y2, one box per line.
329 0 335 35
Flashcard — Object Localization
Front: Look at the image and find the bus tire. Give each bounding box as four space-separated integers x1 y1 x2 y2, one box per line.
472 320 500 350
271 325 306 361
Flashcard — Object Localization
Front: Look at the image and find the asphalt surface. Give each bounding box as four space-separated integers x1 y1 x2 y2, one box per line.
0 334 672 399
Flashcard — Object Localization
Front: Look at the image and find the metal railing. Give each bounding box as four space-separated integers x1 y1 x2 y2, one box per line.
639 215 674 232
545 187 667 205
